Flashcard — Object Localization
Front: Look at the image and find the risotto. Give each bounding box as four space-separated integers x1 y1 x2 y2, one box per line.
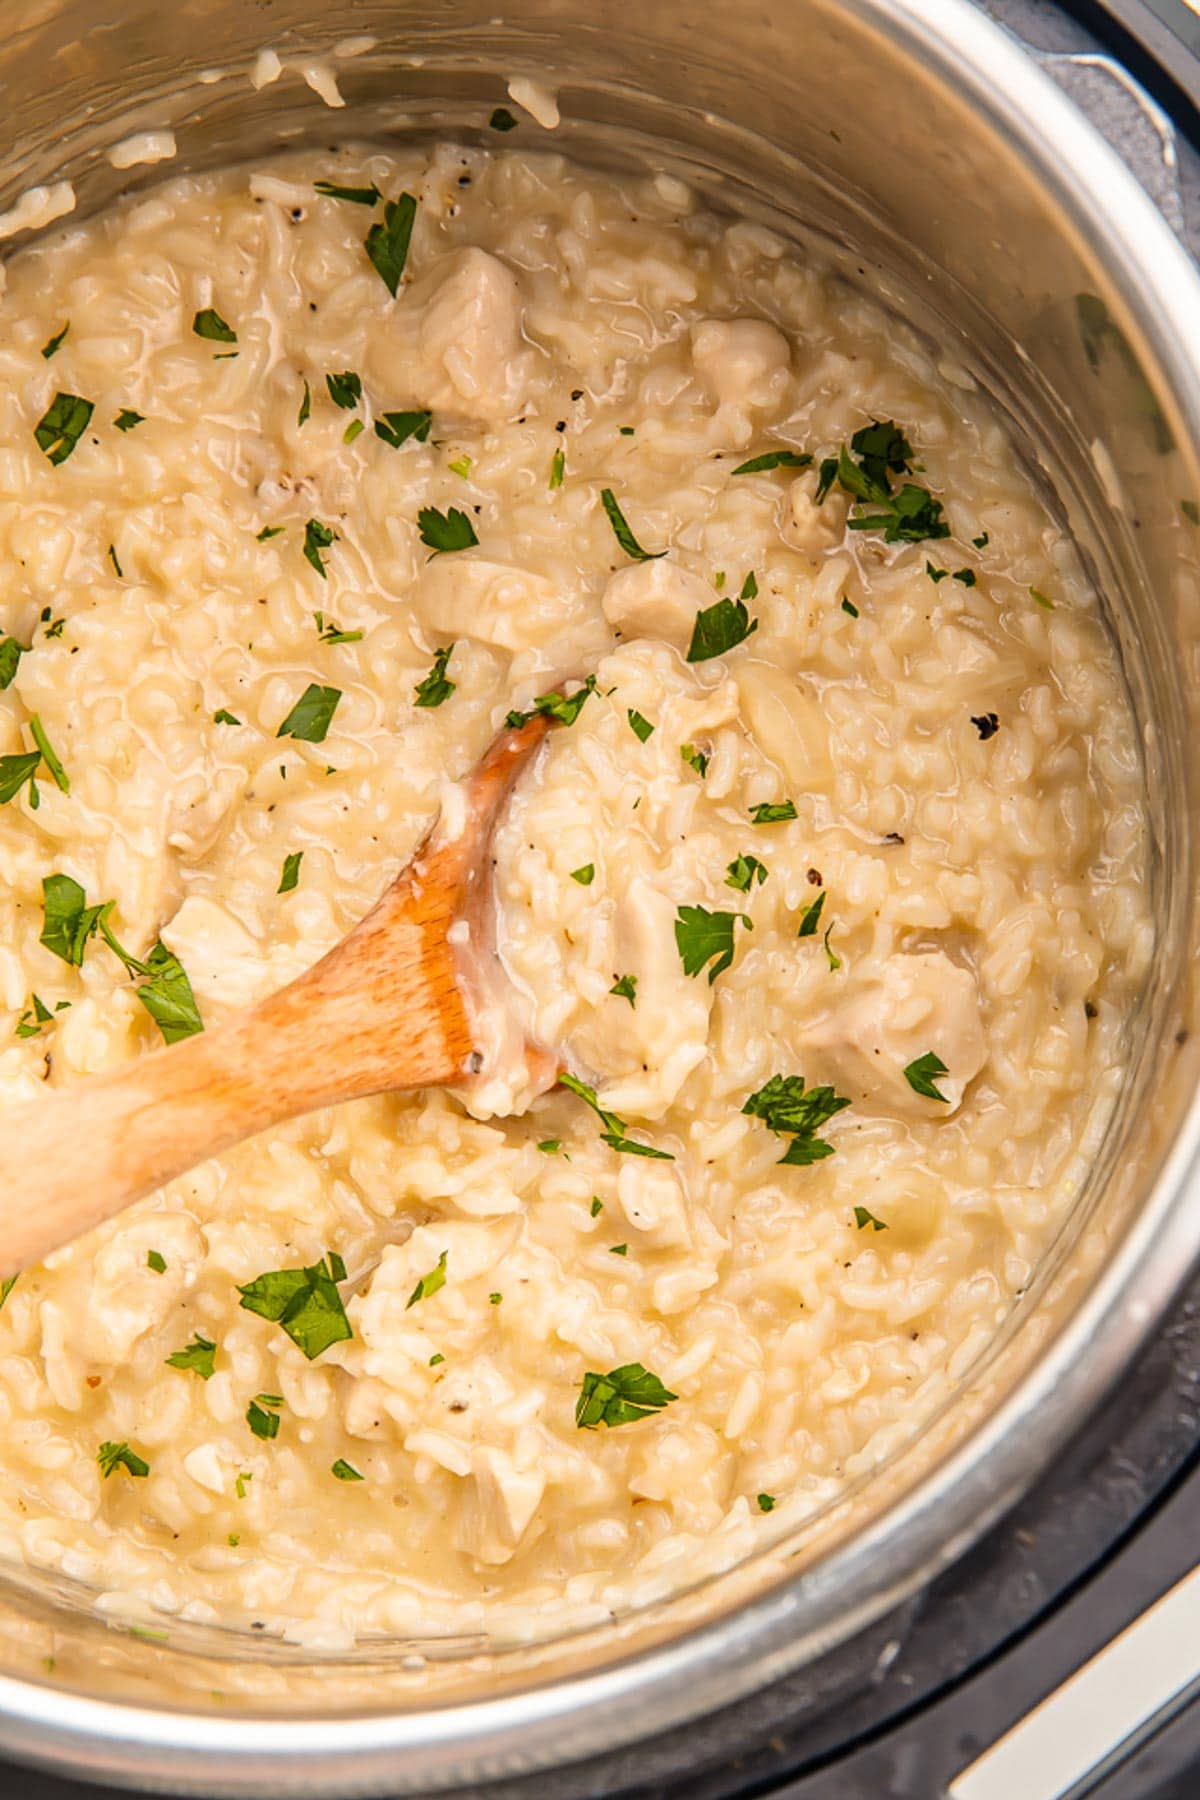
0 138 1149 1647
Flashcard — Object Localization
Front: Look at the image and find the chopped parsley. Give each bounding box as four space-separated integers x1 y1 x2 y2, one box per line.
257 525 285 542
247 1395 282 1440
609 974 637 1006
903 1050 950 1102
731 449 812 475
365 193 418 296
277 683 342 743
302 518 336 578
575 1363 676 1429
332 1458 364 1480
165 1333 217 1379
674 904 751 983
823 924 840 972
743 1074 851 1164
40 874 106 966
750 800 796 825
97 1441 149 1480
147 1250 166 1273
686 593 758 663
725 854 767 893
0 1275 16 1311
1030 587 1054 610
375 409 432 448
235 1472 252 1499
757 1492 776 1512
926 562 948 584
314 179 381 205
99 927 205 1043
113 409 144 432
15 995 53 1038
490 107 519 131
538 1138 563 1155
41 609 64 639
600 488 664 561
405 1249 448 1310
854 1206 888 1231
971 711 999 740
490 1289 504 1302
0 751 43 808
953 567 977 587
610 1243 628 1256
972 530 990 549
570 863 595 886
820 420 949 543
297 381 311 426
343 418 364 445
314 611 362 645
841 597 859 617
325 370 361 411
213 708 241 726
34 392 94 465
238 1252 352 1359
417 505 478 556
627 708 654 742
797 890 826 937
192 308 237 344
680 743 709 777
589 1198 603 1218
41 322 69 360
559 1070 674 1160
27 717 68 796
505 675 596 730
278 851 303 894
0 638 23 688
549 448 565 489
413 644 456 708
448 455 472 479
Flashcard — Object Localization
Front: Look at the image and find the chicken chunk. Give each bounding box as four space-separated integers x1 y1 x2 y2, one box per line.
804 951 986 1117
419 556 563 652
368 247 535 424
601 559 713 652
691 317 790 411
455 1445 545 1566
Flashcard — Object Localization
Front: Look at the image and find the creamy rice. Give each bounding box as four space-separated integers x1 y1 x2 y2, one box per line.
0 140 1149 1648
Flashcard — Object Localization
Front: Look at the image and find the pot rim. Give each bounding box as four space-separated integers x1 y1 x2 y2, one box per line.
5 1 1200 1792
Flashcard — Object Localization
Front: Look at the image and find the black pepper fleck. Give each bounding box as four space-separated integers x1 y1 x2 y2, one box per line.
970 711 1000 740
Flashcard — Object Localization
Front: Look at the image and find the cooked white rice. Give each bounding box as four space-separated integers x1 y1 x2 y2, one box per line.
0 140 1148 1648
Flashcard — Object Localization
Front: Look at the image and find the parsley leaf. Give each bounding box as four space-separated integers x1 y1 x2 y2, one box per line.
114 409 144 432
418 505 478 556
405 1249 448 1310
903 1050 950 1101
192 308 237 344
575 1363 676 1429
147 1249 166 1273
165 1333 217 1379
505 674 596 730
365 193 417 296
332 1458 364 1480
538 1138 562 1154
610 973 637 1006
854 1206 888 1231
448 455 472 480
0 639 23 689
725 854 767 893
314 179 381 205
302 518 336 578
797 890 826 937
743 1074 851 1163
627 708 654 742
278 851 303 894
119 939 204 1044
1030 587 1054 610
247 1395 281 1440
490 106 519 131
0 751 42 807
600 488 664 561
570 863 595 886
40 874 106 966
297 380 311 427
375 409 432 448
97 1441 149 1479
549 448 565 489
277 683 342 743
257 525 285 543
238 1253 353 1359
610 1242 628 1256
841 597 859 617
414 644 456 708
29 715 68 793
0 1274 15 1310
680 743 709 777
686 595 758 663
213 708 241 726
325 370 362 411
674 904 751 983
314 611 362 645
559 1070 674 1160
757 1492 776 1512
34 392 94 465
823 420 950 543
731 449 812 475
750 800 796 825
41 322 69 360
16 994 53 1039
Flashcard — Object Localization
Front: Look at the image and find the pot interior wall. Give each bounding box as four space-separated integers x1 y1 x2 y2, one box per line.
0 0 1195 1750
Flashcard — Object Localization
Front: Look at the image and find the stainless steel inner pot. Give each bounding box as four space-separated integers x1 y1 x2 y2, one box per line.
0 0 1199 1793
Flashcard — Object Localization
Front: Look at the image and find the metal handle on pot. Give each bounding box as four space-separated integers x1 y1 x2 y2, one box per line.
949 1559 1200 1800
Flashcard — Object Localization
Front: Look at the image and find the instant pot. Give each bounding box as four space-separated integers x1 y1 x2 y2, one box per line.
3 0 1200 1795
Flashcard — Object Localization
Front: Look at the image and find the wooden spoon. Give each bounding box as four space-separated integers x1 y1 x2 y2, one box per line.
0 714 551 1278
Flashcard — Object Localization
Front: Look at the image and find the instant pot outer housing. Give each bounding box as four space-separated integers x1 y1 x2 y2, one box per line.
0 0 1198 1793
